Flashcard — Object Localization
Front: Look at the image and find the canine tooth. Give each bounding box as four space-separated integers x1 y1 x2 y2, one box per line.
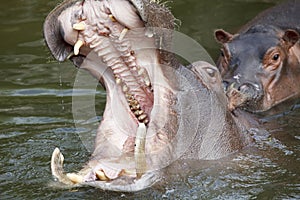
74 40 84 55
135 123 147 179
95 170 110 181
73 21 86 31
119 28 128 41
138 114 147 121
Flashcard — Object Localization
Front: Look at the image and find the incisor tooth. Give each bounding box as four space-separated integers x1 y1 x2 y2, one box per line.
73 21 86 31
66 173 83 184
74 40 84 55
95 170 110 181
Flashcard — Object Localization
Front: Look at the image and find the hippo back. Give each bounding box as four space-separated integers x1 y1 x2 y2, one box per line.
240 0 300 33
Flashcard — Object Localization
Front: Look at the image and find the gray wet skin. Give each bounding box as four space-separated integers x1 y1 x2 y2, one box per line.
44 0 251 192
215 0 300 113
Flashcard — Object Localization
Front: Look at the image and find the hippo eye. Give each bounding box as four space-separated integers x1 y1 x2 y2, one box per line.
205 67 216 77
272 53 280 61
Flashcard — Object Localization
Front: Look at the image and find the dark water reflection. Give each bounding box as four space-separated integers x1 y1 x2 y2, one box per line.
0 0 299 199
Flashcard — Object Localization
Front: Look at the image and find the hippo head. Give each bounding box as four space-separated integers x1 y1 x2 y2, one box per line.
44 0 247 192
215 25 300 112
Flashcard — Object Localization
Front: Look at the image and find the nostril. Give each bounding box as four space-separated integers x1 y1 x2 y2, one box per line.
238 84 250 93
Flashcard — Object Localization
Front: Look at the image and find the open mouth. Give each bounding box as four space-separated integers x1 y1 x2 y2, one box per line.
45 0 178 188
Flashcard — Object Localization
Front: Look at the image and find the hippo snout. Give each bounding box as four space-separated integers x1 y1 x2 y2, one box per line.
225 81 263 111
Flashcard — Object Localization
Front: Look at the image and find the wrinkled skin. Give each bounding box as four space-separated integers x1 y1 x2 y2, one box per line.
44 0 251 192
215 0 300 113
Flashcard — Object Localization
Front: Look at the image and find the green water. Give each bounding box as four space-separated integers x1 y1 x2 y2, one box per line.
1 0 299 199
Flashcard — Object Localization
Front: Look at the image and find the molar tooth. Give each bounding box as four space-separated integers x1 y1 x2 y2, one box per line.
73 21 86 31
134 110 144 116
119 28 128 41
143 119 149 124
138 114 147 121
74 40 84 55
131 104 140 110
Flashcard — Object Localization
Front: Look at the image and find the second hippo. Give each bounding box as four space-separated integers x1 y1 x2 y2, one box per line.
215 0 300 113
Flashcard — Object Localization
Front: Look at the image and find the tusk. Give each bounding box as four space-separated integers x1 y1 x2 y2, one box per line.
74 40 84 55
119 28 128 41
66 173 84 184
134 123 147 179
72 21 86 31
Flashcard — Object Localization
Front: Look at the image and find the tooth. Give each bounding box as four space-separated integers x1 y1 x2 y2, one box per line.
143 119 149 124
134 110 144 116
131 104 140 110
126 93 134 100
73 21 86 31
119 28 128 41
135 123 147 179
138 68 145 76
138 114 147 121
74 40 84 55
109 14 116 22
95 170 110 181
144 77 151 87
130 100 138 105
116 78 122 85
66 173 83 184
122 84 129 92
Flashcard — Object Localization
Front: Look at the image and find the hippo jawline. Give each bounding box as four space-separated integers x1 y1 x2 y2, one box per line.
45 0 179 191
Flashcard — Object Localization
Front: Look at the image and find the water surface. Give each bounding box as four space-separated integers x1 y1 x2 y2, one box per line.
1 0 299 199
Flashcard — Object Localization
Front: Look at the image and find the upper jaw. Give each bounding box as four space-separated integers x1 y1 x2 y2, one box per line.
45 0 179 185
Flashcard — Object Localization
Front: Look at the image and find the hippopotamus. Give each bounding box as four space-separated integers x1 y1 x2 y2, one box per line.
44 0 251 192
215 0 300 113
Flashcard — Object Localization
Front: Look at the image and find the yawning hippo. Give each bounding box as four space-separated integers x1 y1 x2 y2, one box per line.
215 0 300 113
44 0 251 192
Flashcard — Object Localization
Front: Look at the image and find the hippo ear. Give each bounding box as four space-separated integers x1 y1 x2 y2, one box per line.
282 29 299 49
215 29 233 44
